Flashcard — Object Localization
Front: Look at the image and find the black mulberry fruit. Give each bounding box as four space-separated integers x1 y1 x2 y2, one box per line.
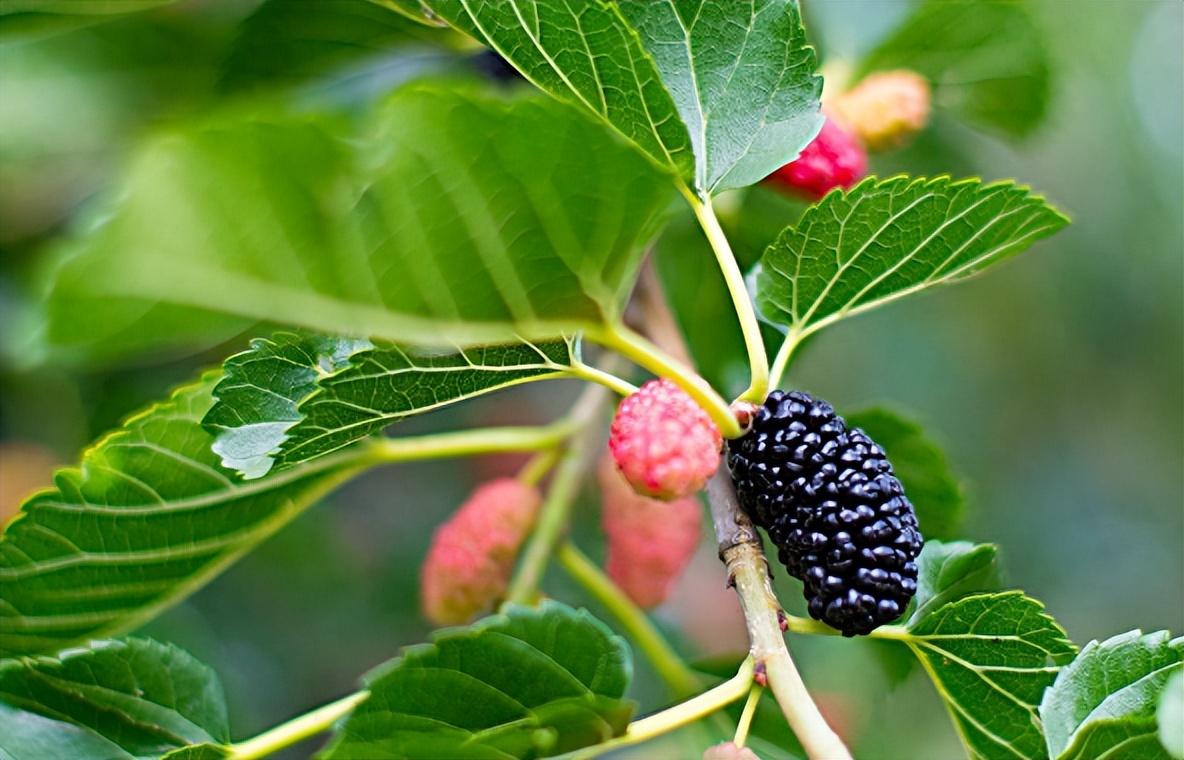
727 390 923 636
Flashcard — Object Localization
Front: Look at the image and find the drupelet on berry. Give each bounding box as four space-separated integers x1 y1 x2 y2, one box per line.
598 456 701 609
766 117 867 200
727 390 923 636
420 478 541 625
608 379 722 501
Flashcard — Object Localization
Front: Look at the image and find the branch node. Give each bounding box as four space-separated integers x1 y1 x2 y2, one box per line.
753 660 769 688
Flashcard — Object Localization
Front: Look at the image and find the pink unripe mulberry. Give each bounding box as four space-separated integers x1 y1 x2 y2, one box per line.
608 379 722 501
420 478 541 625
767 117 867 200
599 457 701 609
703 743 760 760
829 70 931 151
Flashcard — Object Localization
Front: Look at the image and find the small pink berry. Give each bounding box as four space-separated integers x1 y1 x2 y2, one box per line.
608 379 722 501
420 478 541 625
829 69 931 151
702 742 760 760
599 457 701 609
767 117 867 200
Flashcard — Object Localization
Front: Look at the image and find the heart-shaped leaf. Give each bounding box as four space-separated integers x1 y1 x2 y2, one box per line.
1040 630 1184 760
616 0 822 193
46 86 673 360
222 0 450 95
905 591 1075 760
845 407 965 539
204 332 576 478
421 1 823 195
856 0 1051 137
909 541 1000 625
0 373 374 657
323 601 634 759
421 0 694 181
0 638 228 760
757 176 1068 343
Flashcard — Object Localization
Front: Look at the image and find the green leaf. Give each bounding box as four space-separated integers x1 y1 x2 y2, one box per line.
1040 630 1184 760
0 373 374 657
46 86 674 359
757 176 1068 342
221 0 450 94
419 0 694 180
909 541 1000 625
905 591 1075 760
0 637 228 760
204 332 576 478
1160 671 1184 759
323 601 634 759
368 0 449 27
616 0 822 193
870 541 999 686
856 0 1051 136
0 0 174 39
845 407 965 539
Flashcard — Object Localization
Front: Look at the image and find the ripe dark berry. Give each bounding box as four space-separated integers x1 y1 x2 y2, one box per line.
726 390 922 636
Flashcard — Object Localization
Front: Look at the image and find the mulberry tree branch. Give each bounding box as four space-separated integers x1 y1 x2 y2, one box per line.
708 473 851 760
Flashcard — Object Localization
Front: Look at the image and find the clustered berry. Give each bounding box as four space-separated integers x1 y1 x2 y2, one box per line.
598 456 701 609
727 391 923 636
766 117 867 200
609 379 722 501
420 478 541 625
829 70 932 151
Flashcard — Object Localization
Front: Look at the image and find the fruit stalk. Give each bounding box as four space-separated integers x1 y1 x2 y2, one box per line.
503 381 610 605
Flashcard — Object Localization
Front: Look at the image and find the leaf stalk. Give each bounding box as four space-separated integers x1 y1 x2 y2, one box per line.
229 691 368 760
365 423 575 464
684 190 770 403
591 323 742 438
768 326 805 391
565 659 756 760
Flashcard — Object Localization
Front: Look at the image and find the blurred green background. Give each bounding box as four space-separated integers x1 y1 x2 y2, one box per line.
0 1 1180 758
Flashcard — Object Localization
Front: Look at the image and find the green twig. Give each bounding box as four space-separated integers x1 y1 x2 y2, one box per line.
556 542 702 698
733 685 763 748
517 449 561 486
504 385 608 605
565 659 755 760
767 327 805 391
707 471 852 760
568 358 639 396
366 423 573 464
229 691 368 760
590 323 741 438
683 190 770 403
